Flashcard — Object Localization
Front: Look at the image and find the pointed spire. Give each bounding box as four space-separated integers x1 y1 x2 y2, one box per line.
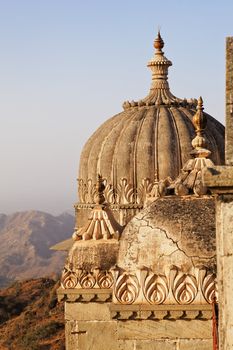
122 31 197 109
168 97 214 197
192 97 207 135
191 97 210 158
147 31 172 86
140 31 182 106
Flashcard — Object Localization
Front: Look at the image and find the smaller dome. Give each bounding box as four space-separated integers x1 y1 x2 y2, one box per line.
117 196 216 273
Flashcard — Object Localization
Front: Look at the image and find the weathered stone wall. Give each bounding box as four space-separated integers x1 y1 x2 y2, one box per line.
202 36 233 350
65 302 212 350
216 195 233 350
226 37 233 165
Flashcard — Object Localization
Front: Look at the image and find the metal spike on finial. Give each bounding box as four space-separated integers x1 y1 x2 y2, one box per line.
95 174 106 205
191 97 210 158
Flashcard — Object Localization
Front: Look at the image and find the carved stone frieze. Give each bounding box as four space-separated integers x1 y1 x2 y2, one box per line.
112 266 217 305
61 268 113 290
60 266 217 306
77 177 163 207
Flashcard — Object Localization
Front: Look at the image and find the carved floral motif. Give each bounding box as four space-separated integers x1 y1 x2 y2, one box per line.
112 266 217 305
199 268 217 303
61 269 78 289
171 267 198 304
113 271 140 304
61 266 218 306
96 270 114 289
78 177 158 206
142 271 169 304
79 272 96 289
61 268 113 290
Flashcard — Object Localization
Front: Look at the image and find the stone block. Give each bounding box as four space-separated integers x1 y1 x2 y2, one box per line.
65 302 111 321
179 339 212 350
65 320 81 350
117 320 212 340
117 340 136 349
76 321 119 350
135 340 176 350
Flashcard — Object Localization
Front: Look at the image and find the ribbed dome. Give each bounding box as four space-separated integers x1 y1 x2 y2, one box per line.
78 33 224 213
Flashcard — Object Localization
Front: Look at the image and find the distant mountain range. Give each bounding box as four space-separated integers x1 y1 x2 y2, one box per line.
0 211 75 288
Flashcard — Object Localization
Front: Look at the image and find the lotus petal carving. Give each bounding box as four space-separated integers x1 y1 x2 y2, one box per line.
79 272 96 289
61 269 78 289
143 272 169 304
96 271 114 289
172 272 198 304
114 273 139 304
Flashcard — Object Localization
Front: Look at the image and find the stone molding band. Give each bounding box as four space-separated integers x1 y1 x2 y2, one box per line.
77 177 166 206
61 266 217 306
110 304 212 320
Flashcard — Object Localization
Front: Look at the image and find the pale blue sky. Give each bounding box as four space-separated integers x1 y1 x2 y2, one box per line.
0 0 232 214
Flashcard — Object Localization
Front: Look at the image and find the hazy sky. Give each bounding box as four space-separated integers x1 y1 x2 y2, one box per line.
1 0 232 215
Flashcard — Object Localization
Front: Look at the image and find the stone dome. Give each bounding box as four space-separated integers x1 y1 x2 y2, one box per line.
117 195 216 273
76 33 224 226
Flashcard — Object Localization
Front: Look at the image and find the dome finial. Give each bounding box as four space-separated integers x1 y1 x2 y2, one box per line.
191 97 210 158
154 30 164 51
145 30 175 104
95 174 106 205
192 96 206 132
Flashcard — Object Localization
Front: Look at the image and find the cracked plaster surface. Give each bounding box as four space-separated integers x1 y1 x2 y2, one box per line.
118 196 216 273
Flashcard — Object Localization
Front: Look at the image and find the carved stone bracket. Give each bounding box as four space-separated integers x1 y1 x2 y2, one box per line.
109 303 212 320
57 287 112 303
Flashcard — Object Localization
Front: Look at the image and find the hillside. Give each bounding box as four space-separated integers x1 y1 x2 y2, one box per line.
0 211 74 288
0 278 65 350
